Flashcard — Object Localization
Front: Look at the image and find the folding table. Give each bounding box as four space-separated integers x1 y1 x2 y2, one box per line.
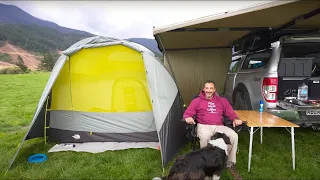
235 110 300 172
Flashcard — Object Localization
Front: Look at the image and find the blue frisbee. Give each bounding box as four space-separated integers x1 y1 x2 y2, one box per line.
28 154 48 163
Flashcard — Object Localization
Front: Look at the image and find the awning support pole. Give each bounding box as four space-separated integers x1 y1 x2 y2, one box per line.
157 35 185 105
157 35 178 85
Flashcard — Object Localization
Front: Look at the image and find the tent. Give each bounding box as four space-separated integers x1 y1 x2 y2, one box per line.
8 36 187 169
153 0 320 105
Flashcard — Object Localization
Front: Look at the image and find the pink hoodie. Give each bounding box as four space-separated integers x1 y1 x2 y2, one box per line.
183 91 238 125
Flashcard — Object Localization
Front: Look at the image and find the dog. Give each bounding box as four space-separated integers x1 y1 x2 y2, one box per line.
157 132 231 180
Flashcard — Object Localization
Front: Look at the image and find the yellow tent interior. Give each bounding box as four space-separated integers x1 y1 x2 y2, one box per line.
52 45 152 113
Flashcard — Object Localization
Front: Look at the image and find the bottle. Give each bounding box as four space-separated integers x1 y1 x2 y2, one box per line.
259 100 264 113
297 83 308 101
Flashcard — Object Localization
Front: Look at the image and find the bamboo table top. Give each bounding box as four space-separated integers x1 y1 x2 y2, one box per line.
235 110 299 128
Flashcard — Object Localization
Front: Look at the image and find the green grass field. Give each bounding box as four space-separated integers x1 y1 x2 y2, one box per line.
1 73 320 179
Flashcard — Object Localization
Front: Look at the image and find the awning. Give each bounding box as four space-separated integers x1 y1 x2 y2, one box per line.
153 0 320 51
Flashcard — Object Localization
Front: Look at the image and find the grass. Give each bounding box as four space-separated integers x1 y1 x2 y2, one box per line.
0 72 48 132
236 127 320 179
1 73 320 179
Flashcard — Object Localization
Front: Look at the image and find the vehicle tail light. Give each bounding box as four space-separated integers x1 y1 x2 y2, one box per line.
262 77 278 103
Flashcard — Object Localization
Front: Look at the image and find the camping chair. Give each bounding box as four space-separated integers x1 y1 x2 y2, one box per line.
184 93 248 151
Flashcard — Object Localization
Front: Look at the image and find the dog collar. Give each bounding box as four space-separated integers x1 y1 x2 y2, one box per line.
208 138 228 155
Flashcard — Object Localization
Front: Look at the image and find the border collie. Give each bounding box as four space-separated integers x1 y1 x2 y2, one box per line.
154 132 231 180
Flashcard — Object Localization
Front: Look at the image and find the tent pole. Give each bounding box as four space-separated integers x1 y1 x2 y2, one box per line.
162 168 165 177
68 57 74 110
44 96 49 144
157 35 185 105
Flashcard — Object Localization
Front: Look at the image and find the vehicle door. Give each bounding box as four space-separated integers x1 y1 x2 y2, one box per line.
235 49 273 109
224 56 243 103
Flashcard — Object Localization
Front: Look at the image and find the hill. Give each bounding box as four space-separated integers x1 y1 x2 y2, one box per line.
0 3 92 36
0 23 92 54
0 3 162 55
0 42 40 70
0 3 162 71
126 38 162 55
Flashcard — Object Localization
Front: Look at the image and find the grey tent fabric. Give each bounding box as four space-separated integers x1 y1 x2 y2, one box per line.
8 36 187 170
63 36 150 56
48 128 159 143
142 52 179 131
28 55 68 139
142 51 186 166
159 93 187 166
49 111 156 133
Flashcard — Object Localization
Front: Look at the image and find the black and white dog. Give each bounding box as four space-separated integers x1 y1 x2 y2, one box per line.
155 132 231 180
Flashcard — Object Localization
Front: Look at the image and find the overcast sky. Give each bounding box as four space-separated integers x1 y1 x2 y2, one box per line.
2 1 268 39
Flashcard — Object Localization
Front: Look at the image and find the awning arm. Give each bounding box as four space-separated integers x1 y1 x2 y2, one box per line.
169 27 270 32
165 46 232 51
230 7 320 50
274 7 320 32
231 28 320 53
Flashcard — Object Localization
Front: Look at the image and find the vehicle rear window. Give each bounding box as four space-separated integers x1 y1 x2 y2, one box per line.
242 50 272 69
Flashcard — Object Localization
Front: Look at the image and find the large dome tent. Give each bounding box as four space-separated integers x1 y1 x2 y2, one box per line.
8 36 188 170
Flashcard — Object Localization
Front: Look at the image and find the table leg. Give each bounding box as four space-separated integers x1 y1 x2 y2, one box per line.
260 127 263 144
291 127 295 170
248 127 254 172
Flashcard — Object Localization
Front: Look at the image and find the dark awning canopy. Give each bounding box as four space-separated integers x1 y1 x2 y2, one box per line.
153 0 320 51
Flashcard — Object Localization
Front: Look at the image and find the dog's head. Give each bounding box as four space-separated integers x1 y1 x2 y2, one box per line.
210 132 231 145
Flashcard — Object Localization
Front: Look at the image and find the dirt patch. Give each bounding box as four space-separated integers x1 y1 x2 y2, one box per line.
0 42 41 70
0 61 17 69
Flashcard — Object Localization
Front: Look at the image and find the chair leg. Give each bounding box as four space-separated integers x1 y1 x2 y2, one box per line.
192 139 196 151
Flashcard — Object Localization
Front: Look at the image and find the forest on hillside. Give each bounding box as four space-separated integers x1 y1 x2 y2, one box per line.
0 23 163 73
0 23 91 54
0 23 91 73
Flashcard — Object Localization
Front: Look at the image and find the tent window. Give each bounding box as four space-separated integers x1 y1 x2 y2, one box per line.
242 50 271 69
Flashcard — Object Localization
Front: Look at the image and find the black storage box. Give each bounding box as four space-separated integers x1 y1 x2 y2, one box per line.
277 57 320 100
278 57 314 77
